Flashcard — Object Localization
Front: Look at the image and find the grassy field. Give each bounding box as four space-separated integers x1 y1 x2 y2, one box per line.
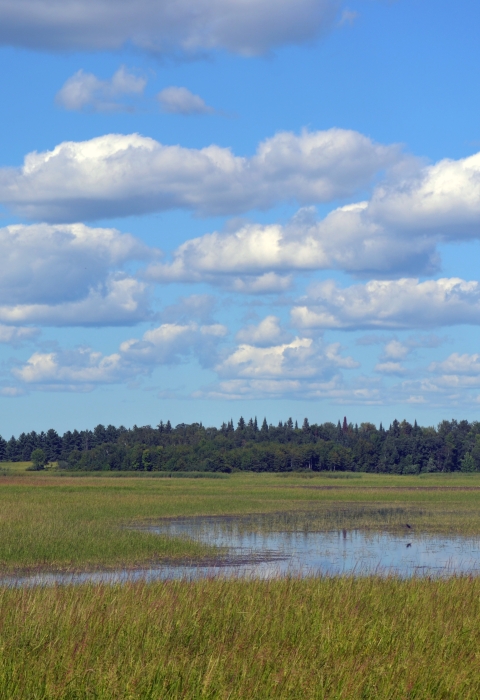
1 465 480 573
1 466 480 698
1 576 479 699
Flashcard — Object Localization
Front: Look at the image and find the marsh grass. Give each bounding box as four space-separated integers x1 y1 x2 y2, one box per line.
2 472 480 572
1 576 479 699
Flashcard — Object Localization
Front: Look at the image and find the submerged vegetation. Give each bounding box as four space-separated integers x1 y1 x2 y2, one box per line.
3 416 480 474
1 576 480 699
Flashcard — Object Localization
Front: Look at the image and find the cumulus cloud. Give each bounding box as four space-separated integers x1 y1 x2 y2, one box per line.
120 322 227 366
0 223 153 325
0 275 151 327
13 349 125 388
146 206 437 287
0 0 341 56
12 321 228 391
148 146 480 284
216 336 358 380
292 278 480 330
56 66 146 112
158 87 214 115
358 335 445 377
235 316 292 347
429 353 480 376
0 129 399 222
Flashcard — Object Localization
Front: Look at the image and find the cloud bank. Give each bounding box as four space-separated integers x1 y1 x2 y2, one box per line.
292 278 480 330
0 129 398 222
0 0 341 56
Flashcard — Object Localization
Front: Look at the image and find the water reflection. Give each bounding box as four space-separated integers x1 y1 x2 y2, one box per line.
3 514 480 587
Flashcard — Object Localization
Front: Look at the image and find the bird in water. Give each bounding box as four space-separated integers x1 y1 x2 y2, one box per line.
406 543 412 548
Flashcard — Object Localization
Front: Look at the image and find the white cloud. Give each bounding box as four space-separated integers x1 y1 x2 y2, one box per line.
0 129 399 222
235 316 292 347
12 321 228 391
158 87 214 115
148 147 480 284
0 325 39 345
13 349 125 387
0 0 341 56
292 278 480 330
120 322 227 366
146 205 436 287
56 66 146 112
0 223 153 326
429 353 480 376
0 275 151 327
216 336 358 380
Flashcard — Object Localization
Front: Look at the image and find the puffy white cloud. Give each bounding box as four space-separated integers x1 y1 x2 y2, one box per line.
13 349 125 387
12 321 228 391
146 205 436 286
216 336 358 380
120 322 227 366
56 66 146 112
292 278 480 330
235 316 292 347
429 353 480 376
0 275 151 327
0 223 153 326
148 147 480 284
158 87 214 115
0 0 341 56
0 129 399 222
0 223 151 305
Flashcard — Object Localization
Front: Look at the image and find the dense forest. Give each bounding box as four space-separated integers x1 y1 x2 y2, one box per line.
2 416 480 473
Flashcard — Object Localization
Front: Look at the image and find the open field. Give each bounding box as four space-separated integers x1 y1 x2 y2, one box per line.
1 576 480 699
1 468 480 698
1 467 480 573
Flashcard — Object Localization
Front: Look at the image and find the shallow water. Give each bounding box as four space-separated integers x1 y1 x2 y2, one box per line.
3 513 480 587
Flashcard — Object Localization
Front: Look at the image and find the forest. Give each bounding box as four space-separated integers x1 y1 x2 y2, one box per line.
2 416 480 474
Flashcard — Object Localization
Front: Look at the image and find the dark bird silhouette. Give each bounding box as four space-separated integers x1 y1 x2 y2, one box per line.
342 528 347 539
406 543 412 548
405 523 412 529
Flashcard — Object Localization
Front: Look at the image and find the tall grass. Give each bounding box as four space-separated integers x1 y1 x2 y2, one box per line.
2 472 480 572
0 576 479 698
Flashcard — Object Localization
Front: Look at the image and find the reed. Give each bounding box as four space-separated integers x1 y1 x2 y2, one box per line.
0 575 479 698
2 471 480 572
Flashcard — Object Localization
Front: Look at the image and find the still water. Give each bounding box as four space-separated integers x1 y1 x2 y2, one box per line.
4 513 480 586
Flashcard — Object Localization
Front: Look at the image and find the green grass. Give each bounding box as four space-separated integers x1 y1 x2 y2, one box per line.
2 470 480 572
1 576 479 699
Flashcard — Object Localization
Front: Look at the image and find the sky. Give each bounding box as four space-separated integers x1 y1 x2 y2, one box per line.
1 0 480 435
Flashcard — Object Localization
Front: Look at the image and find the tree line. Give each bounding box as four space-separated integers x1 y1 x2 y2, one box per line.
3 416 480 473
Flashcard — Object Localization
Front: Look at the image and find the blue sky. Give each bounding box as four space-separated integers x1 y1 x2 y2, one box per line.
1 0 480 435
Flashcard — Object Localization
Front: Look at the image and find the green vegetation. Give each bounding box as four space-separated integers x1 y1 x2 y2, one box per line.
4 416 480 474
1 470 480 697
1 576 479 698
1 471 480 573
